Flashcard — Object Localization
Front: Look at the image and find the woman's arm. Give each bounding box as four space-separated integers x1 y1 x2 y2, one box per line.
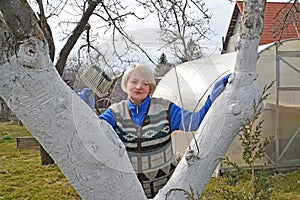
169 73 231 132
98 109 116 128
169 96 212 132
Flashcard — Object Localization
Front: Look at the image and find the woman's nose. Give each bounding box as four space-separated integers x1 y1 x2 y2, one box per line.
136 83 142 88
135 82 144 88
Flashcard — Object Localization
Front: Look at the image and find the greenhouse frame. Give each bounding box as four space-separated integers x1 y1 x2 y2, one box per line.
154 38 300 169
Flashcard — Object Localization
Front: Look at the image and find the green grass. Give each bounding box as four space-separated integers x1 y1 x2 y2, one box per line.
0 122 80 200
0 122 299 199
201 170 300 199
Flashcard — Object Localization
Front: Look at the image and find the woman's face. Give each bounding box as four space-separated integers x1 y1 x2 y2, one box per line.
127 70 151 105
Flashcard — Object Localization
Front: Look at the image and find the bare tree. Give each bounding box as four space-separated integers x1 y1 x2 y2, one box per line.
0 0 268 199
35 0 56 62
272 0 300 39
29 0 147 76
136 0 212 63
29 0 213 78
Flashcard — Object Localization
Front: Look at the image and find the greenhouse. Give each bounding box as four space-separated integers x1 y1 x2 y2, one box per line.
153 38 300 169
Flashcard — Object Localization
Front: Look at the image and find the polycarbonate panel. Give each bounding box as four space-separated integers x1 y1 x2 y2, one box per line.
156 39 300 168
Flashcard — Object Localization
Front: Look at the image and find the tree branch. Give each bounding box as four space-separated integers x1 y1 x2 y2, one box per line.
55 0 103 76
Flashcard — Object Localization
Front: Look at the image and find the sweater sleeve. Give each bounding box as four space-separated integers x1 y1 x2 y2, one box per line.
169 96 212 132
98 109 116 129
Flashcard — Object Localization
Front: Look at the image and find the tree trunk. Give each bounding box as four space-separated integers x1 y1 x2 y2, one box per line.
153 0 266 199
0 1 146 199
0 0 266 199
55 0 103 76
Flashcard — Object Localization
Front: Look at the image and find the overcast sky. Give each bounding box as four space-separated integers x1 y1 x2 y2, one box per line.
35 0 292 63
120 0 292 57
120 0 236 56
121 0 293 61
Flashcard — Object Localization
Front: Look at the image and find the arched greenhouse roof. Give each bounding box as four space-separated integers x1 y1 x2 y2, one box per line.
153 38 300 111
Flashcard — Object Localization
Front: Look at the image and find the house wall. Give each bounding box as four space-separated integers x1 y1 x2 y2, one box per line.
226 14 242 53
224 2 300 53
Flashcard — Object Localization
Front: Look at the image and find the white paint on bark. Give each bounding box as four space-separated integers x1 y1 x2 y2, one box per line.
0 37 146 199
154 39 262 200
0 0 266 199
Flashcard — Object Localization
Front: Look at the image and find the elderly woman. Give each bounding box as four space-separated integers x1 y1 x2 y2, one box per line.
99 63 230 198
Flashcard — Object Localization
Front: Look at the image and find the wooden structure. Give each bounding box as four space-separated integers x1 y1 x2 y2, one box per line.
17 137 55 165
0 97 17 121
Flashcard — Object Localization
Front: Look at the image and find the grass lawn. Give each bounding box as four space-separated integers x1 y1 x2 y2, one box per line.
0 122 299 199
0 122 80 200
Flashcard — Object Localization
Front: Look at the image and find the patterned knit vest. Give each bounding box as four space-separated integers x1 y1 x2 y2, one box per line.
109 98 177 198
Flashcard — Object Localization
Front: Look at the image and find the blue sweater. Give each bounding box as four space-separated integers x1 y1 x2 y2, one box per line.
99 95 212 132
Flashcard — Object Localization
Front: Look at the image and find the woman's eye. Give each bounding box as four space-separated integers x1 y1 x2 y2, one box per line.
129 80 149 86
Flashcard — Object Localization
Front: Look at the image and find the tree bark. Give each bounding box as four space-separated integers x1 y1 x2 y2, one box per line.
153 0 266 199
0 1 146 199
0 0 266 199
36 0 55 62
55 0 103 76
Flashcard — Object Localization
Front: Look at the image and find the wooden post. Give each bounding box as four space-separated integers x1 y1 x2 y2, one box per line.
40 146 55 165
17 137 54 165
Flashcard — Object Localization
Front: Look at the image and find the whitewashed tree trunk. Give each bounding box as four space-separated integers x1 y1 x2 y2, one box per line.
0 0 266 199
0 1 146 200
154 0 266 199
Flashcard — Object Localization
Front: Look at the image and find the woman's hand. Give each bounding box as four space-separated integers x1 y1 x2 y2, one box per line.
210 74 231 102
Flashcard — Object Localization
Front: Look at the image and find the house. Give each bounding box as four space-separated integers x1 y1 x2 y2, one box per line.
222 0 300 53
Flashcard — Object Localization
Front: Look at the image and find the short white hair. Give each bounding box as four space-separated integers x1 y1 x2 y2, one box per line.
121 63 156 95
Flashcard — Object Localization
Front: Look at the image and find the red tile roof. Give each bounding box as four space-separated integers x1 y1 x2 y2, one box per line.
223 1 300 52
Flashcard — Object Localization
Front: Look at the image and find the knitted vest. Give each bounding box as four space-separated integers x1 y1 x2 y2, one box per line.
110 98 177 198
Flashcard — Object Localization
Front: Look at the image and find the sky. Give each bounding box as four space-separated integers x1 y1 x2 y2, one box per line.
39 0 237 58
112 0 293 63
30 0 293 64
92 0 238 65
119 0 237 57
